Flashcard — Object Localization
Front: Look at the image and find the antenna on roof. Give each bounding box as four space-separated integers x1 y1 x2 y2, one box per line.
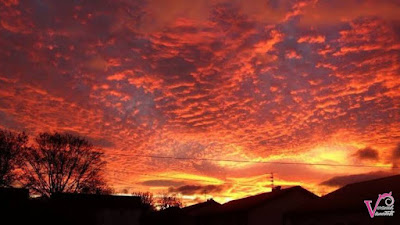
270 172 274 190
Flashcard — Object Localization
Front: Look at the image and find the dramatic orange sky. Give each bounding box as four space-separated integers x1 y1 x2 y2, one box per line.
1 0 399 205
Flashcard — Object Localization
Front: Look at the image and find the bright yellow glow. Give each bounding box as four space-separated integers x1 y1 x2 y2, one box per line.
158 172 225 185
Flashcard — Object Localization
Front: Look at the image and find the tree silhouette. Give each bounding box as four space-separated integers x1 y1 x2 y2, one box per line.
80 175 113 195
21 132 110 197
158 193 183 210
0 129 28 187
132 191 155 209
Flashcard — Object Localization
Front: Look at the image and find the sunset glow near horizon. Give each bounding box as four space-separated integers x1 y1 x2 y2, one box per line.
1 0 400 206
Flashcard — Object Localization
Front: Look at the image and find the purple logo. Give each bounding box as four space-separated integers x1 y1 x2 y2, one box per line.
364 192 395 218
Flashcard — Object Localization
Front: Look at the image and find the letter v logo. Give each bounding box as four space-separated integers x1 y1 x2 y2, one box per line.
364 192 393 218
364 200 377 218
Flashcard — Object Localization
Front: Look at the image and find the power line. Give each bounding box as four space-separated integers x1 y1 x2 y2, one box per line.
109 153 399 169
103 153 397 198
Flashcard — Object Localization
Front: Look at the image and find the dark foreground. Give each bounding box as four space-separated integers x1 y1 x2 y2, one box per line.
2 175 400 225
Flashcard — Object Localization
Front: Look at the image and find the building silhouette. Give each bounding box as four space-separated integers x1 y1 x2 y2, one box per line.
285 175 400 225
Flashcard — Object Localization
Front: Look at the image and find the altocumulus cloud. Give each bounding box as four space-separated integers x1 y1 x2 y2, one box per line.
352 147 379 161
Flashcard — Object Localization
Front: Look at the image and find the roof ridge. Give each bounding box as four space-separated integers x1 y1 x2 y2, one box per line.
222 186 303 206
342 174 400 188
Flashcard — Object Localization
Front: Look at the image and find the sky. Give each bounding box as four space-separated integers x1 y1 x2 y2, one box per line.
0 0 399 205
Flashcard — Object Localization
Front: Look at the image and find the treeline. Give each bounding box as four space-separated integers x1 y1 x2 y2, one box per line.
0 129 182 209
132 192 183 210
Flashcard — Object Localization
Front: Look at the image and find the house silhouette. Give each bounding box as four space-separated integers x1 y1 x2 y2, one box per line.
182 198 221 216
0 187 30 225
194 186 318 225
1 189 147 225
285 175 400 225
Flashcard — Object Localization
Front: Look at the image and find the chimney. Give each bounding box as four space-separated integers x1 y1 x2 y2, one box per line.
272 186 282 192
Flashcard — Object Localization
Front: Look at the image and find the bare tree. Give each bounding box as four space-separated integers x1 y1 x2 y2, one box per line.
158 193 183 210
80 176 114 195
132 191 155 209
21 132 110 197
0 129 27 187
